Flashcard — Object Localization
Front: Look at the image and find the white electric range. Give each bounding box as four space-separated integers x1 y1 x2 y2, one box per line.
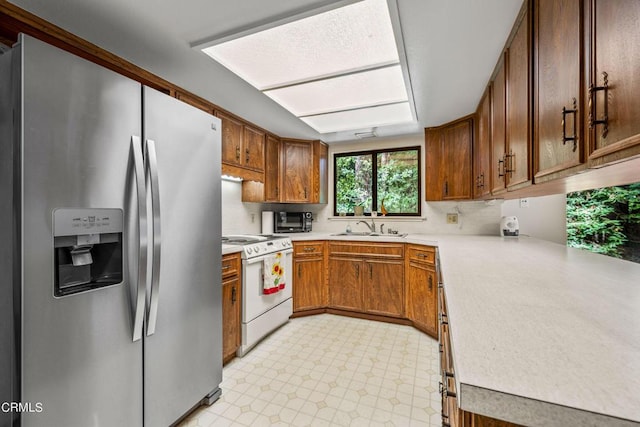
221 235 293 356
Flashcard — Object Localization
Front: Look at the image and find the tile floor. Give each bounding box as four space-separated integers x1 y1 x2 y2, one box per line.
179 314 441 426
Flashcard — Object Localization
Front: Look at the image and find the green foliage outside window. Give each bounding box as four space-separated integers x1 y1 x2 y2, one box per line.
334 147 420 216
566 182 640 262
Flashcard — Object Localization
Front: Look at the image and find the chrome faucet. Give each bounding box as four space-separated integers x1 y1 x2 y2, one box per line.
357 219 376 233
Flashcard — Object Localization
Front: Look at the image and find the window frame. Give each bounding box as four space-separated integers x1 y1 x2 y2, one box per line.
333 146 422 217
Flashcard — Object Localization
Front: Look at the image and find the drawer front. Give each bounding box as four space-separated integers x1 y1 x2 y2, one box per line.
328 242 404 259
407 245 436 264
222 253 241 279
293 241 325 258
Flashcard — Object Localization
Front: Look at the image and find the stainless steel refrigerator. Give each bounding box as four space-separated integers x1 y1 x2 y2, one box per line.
0 34 223 427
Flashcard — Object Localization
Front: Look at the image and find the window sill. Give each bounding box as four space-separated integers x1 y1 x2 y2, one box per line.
328 216 427 222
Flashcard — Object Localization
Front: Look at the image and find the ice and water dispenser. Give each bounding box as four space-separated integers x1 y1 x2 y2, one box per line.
53 208 123 297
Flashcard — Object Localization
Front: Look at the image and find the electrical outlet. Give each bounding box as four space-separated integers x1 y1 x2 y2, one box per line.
446 213 458 224
519 198 530 208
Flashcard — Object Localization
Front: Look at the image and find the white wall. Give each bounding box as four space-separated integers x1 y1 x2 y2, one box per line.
501 194 567 244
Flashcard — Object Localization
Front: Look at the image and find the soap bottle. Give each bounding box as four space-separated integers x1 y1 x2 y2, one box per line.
346 223 352 233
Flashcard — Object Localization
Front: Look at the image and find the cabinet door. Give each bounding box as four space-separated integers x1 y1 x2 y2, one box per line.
588 0 640 164
293 257 325 311
425 127 444 201
535 0 582 180
406 261 437 337
491 60 507 194
222 277 240 362
506 10 531 188
328 257 362 311
475 88 491 198
264 135 281 202
243 125 265 172
442 118 473 200
282 139 312 203
363 259 404 318
218 112 243 166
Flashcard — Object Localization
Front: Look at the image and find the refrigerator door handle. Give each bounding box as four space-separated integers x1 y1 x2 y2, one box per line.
145 139 162 336
131 136 147 342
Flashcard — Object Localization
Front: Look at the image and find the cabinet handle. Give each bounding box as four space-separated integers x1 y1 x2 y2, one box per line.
355 263 359 278
417 253 426 259
235 145 240 161
231 286 236 303
443 181 448 196
440 312 448 325
368 263 372 279
304 187 308 199
561 97 578 152
298 264 302 278
498 158 505 178
505 151 515 175
222 265 230 270
304 247 315 252
588 71 609 139
428 275 433 291
245 147 250 163
480 172 485 188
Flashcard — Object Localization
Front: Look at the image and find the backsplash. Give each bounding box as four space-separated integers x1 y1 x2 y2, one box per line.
310 201 503 235
221 180 261 235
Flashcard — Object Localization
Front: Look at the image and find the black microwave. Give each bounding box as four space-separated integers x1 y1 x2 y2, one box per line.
274 212 312 233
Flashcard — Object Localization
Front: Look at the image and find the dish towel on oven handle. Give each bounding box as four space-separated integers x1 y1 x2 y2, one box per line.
263 251 286 295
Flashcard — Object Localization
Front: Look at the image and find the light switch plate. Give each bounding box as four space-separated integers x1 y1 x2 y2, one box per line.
519 198 530 208
447 213 458 224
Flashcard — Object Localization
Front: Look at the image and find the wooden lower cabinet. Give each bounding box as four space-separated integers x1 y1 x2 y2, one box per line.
440 281 519 427
292 241 326 312
405 260 438 337
364 259 404 317
328 256 362 311
222 253 241 364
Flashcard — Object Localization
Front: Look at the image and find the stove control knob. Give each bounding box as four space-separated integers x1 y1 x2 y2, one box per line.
246 247 253 254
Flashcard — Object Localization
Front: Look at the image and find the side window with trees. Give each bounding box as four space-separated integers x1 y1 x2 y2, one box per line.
334 147 420 216
567 182 640 263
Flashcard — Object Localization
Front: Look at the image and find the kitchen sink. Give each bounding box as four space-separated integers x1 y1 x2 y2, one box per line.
331 232 407 238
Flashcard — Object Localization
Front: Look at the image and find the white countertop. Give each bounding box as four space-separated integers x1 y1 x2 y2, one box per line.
278 233 640 426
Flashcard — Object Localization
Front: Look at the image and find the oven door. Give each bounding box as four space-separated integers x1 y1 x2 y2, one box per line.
242 249 293 323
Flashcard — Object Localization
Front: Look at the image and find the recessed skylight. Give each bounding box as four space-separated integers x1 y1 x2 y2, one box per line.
198 0 415 135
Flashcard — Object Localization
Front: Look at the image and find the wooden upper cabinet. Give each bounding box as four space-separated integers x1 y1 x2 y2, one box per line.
243 125 265 172
534 0 583 182
425 127 444 201
505 7 532 190
217 111 265 182
491 58 507 195
425 116 473 201
474 87 492 199
263 135 281 202
282 139 313 203
587 0 640 166
219 112 244 166
443 119 473 200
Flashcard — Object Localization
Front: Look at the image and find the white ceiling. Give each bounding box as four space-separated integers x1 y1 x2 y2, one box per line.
10 0 523 144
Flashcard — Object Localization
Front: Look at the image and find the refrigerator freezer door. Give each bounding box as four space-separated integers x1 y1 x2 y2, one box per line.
17 35 144 427
142 86 222 426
